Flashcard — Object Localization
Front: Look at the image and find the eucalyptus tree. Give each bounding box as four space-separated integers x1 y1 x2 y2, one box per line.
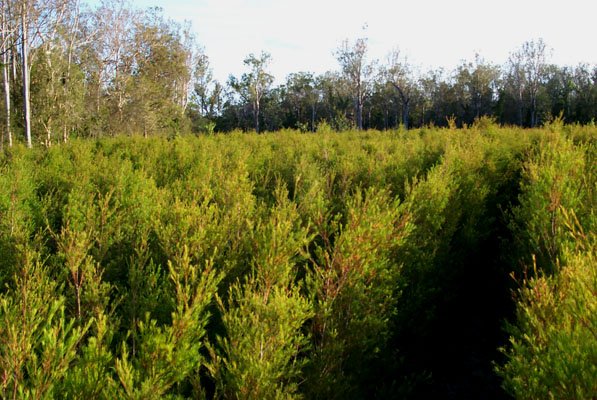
0 0 13 147
32 0 91 145
506 39 550 126
334 38 371 130
193 50 213 117
506 50 526 125
8 0 89 146
85 0 140 135
315 71 352 130
229 51 273 132
418 68 459 126
367 70 397 129
284 71 319 131
192 49 223 121
383 48 418 129
570 64 597 123
56 0 89 143
543 65 575 120
177 20 198 113
126 7 193 136
453 54 500 124
19 0 31 146
522 39 549 127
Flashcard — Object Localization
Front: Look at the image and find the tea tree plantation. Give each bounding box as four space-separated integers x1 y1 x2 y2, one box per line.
0 124 595 399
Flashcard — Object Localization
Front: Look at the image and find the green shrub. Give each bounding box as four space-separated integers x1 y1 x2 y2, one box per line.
0 126 594 399
498 229 596 399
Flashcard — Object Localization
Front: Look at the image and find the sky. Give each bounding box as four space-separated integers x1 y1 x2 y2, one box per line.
104 0 596 83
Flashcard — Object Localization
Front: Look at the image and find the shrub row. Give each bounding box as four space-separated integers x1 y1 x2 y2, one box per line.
0 125 594 399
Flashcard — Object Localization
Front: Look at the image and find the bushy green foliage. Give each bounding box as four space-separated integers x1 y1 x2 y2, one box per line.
209 186 313 399
305 188 410 398
114 250 221 399
497 128 596 399
509 134 595 273
0 126 594 398
0 251 89 399
498 242 597 400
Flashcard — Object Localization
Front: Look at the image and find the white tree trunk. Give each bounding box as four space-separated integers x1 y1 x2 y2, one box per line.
1 1 11 147
21 2 32 148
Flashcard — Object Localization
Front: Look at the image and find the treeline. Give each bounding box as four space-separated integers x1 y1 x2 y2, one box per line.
217 42 597 133
0 0 596 148
0 124 595 398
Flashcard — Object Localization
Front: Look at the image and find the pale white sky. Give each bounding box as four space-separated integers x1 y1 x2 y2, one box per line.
113 0 596 83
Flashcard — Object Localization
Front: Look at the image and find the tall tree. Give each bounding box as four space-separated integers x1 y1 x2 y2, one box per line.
315 71 352 130
11 0 81 146
32 0 87 145
522 39 549 127
0 0 12 147
418 68 459 127
506 39 549 127
19 0 31 147
544 65 574 120
192 50 212 117
506 50 526 126
191 49 224 119
570 64 597 123
229 51 273 132
57 0 89 143
86 0 140 135
453 54 500 124
384 49 417 129
126 7 192 136
335 38 370 130
284 72 319 131
367 71 397 129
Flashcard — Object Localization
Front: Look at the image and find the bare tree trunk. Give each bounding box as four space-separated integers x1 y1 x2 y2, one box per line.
356 98 363 130
402 101 410 130
2 53 10 147
355 83 363 130
43 120 52 147
63 0 81 143
254 100 260 133
530 94 537 127
391 82 410 130
474 95 481 119
517 88 524 126
1 0 11 147
21 2 32 148
10 1 16 87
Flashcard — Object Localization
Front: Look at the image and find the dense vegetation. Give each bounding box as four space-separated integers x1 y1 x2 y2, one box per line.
0 123 594 399
1 0 597 149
